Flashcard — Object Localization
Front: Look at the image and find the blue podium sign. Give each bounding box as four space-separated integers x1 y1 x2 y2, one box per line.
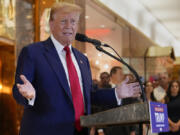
149 101 169 133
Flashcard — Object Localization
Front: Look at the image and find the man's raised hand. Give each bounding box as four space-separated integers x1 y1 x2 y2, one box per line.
17 75 35 100
116 77 141 99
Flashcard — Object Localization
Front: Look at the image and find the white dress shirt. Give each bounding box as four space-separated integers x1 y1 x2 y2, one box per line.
51 34 84 95
111 83 122 105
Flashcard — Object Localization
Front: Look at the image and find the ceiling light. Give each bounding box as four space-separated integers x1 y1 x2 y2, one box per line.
100 25 105 28
98 53 102 57
95 60 99 65
104 64 109 69
85 16 89 19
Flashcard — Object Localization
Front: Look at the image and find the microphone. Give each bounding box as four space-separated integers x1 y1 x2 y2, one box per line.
75 33 108 47
76 34 146 102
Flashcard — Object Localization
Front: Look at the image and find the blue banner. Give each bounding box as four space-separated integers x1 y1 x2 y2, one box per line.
149 101 169 133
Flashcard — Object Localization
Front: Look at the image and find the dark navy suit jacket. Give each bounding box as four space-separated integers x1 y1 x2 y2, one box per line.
13 38 117 135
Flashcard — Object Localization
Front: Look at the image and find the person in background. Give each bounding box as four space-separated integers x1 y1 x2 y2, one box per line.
91 72 112 135
104 66 137 135
143 81 157 135
153 72 170 102
12 2 141 135
98 72 111 89
159 80 180 135
110 66 124 87
144 81 155 102
92 79 99 90
159 73 170 91
152 75 160 88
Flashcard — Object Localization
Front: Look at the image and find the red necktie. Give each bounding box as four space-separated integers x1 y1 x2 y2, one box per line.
64 46 84 131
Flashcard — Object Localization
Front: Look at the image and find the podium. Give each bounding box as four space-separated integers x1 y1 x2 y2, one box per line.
81 102 150 134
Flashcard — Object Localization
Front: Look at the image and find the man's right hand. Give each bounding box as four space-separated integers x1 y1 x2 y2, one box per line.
17 75 35 100
116 77 141 99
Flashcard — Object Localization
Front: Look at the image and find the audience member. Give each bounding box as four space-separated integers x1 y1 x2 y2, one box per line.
91 72 112 135
153 72 170 102
110 66 124 87
159 80 180 135
92 79 99 90
104 67 137 135
159 72 170 91
152 75 160 88
143 81 157 135
145 81 155 101
98 72 111 88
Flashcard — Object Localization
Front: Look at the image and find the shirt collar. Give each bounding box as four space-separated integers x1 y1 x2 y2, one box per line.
50 34 73 53
110 83 117 88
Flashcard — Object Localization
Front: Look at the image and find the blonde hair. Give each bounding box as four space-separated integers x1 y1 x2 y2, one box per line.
49 2 82 21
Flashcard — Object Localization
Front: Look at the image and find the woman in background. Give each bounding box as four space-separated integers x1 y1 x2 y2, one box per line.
143 81 157 135
159 80 180 135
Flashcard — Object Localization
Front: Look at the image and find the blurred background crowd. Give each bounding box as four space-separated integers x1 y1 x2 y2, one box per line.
90 67 180 135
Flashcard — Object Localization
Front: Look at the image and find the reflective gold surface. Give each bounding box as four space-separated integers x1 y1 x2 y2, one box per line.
0 0 15 40
0 43 15 94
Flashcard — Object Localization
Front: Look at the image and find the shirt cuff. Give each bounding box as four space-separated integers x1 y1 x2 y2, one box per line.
27 94 36 106
115 88 122 105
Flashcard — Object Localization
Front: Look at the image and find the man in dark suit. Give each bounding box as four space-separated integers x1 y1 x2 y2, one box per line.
13 2 141 135
108 66 138 135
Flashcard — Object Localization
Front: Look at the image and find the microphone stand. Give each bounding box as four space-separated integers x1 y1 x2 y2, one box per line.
95 45 147 135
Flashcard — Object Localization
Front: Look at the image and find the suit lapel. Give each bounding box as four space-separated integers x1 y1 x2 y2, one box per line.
43 38 73 102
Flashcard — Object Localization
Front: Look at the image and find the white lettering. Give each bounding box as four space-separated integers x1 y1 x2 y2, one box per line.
155 113 164 123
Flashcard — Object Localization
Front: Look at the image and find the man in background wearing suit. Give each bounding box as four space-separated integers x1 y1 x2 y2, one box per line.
13 2 141 135
108 66 138 135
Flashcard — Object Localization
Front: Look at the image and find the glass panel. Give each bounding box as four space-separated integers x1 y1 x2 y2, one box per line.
39 0 56 41
40 8 51 41
0 0 15 40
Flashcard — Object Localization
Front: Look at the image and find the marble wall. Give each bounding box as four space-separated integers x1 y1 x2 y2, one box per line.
15 0 34 59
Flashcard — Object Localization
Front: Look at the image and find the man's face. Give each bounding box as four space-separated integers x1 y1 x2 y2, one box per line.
145 82 153 93
50 11 80 46
159 74 169 86
171 82 179 97
100 73 110 85
112 69 124 84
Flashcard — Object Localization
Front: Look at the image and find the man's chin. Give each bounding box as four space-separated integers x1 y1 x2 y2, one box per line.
62 39 73 46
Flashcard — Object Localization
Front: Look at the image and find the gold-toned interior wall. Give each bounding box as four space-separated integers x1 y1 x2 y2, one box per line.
0 60 2 89
0 43 15 94
0 0 16 40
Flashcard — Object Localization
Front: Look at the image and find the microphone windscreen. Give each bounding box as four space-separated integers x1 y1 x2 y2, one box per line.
75 33 87 42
